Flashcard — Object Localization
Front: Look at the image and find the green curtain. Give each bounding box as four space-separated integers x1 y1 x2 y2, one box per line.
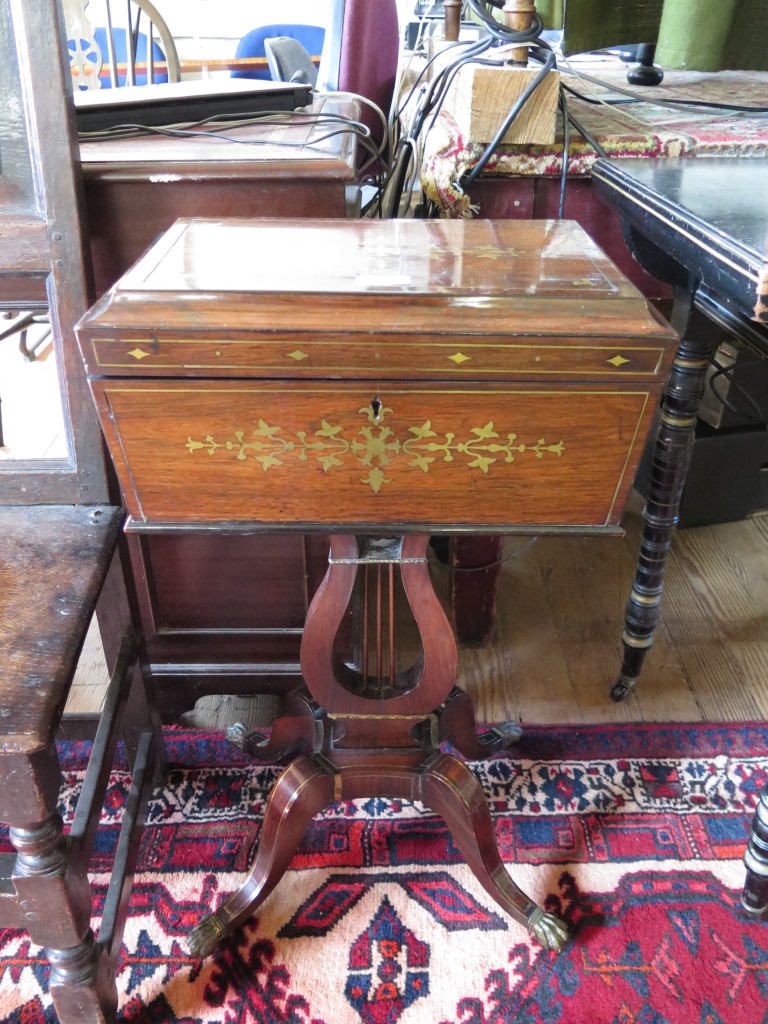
534 0 768 71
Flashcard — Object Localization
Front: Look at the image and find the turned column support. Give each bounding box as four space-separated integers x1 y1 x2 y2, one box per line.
9 814 92 951
503 0 537 63
743 785 768 915
444 0 461 41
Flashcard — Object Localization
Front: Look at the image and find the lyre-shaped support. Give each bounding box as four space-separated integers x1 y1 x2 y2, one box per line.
300 535 458 716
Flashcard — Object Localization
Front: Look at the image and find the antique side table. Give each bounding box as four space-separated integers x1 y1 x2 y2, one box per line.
75 217 676 955
591 157 768 919
592 157 768 703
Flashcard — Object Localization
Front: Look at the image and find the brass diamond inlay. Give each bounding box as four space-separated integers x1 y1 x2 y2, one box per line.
448 352 471 365
288 350 309 362
607 355 629 367
127 348 150 360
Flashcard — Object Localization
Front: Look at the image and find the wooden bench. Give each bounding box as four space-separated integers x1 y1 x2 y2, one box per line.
0 504 162 1023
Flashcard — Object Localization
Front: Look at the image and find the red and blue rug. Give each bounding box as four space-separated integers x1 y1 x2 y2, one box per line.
2 723 768 1023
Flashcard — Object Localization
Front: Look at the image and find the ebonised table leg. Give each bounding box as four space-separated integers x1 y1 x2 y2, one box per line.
743 784 768 915
612 292 719 701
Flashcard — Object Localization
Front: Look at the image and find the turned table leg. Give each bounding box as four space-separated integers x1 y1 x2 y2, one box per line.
743 784 768 915
612 294 718 701
2 747 118 1023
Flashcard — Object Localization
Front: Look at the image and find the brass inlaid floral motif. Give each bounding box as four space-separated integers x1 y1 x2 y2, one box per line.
186 404 565 494
469 245 519 261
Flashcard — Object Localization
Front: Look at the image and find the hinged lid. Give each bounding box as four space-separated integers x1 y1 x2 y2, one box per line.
76 217 676 382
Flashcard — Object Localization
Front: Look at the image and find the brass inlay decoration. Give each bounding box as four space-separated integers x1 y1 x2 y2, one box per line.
186 404 565 494
288 349 309 362
128 348 151 360
608 355 629 367
448 352 471 364
468 244 518 260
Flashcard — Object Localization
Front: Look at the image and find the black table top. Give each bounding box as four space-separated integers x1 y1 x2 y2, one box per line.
592 157 768 324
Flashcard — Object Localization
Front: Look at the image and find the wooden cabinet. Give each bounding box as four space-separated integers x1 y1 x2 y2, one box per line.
79 112 360 709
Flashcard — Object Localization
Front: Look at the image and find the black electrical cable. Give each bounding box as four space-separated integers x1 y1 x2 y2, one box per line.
379 34 498 216
466 0 544 44
708 357 765 425
413 36 495 136
78 110 380 165
393 1 563 213
424 49 503 135
395 38 480 123
557 89 570 219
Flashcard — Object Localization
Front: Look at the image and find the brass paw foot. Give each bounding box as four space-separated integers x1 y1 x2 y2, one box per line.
189 913 228 958
478 719 523 749
226 722 248 750
527 907 569 951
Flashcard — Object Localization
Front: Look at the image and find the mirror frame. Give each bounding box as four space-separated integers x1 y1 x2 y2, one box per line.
0 0 107 505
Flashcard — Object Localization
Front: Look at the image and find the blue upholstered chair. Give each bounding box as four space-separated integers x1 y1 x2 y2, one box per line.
231 24 326 81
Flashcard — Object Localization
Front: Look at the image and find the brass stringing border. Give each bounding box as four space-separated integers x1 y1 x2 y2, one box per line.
186 404 565 494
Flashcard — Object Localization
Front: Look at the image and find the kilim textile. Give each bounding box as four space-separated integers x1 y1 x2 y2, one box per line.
420 61 768 217
1 723 767 1023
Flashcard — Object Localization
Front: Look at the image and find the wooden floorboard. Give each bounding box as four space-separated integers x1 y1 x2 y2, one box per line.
65 491 768 727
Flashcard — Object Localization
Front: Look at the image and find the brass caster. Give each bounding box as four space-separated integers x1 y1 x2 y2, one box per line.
611 676 636 702
481 719 523 748
189 913 227 958
527 907 569 951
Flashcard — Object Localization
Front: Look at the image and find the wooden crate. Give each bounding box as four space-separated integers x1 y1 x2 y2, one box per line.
443 64 560 146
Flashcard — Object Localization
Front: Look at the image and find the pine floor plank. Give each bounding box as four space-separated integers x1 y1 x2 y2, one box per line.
532 532 643 721
65 495 768 728
67 617 108 714
630 626 703 722
672 521 768 641
730 643 768 720
461 544 578 725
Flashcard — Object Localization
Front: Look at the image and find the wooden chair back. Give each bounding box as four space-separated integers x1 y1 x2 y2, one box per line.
63 0 180 90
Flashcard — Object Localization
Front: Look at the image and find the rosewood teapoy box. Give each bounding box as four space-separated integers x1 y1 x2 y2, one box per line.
75 217 677 533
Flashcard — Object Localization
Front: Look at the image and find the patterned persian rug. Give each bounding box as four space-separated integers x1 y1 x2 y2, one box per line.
2 723 768 1023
